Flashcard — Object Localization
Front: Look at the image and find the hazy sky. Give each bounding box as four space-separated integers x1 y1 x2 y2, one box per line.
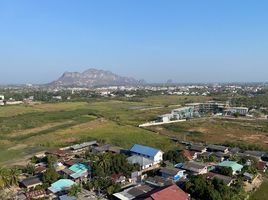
0 0 268 84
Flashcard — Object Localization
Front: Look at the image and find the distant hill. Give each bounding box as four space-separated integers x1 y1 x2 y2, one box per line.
49 68 143 87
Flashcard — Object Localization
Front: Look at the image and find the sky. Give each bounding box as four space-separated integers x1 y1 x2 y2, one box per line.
0 0 268 84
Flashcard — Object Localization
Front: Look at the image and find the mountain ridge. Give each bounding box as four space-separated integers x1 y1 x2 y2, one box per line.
49 68 143 87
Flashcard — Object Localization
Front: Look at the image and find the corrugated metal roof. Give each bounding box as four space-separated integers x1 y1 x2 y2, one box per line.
130 144 162 157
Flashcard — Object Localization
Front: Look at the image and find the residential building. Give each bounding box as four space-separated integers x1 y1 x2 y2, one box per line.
189 144 207 153
129 144 163 165
25 190 46 199
127 155 154 170
204 172 234 186
181 161 208 175
20 176 43 190
256 161 267 172
218 161 243 175
207 144 229 154
69 141 97 153
160 167 185 182
113 184 154 200
144 184 190 200
48 179 75 194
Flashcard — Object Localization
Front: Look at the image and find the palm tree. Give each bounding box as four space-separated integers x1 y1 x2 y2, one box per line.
8 167 20 186
0 167 9 188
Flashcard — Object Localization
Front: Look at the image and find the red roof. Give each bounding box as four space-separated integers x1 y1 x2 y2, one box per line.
257 161 267 170
182 150 193 160
25 189 46 198
145 185 189 200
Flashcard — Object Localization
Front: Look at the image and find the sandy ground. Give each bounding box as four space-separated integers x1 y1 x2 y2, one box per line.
244 174 263 192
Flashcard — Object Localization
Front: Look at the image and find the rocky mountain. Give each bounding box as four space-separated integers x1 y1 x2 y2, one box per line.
49 68 142 87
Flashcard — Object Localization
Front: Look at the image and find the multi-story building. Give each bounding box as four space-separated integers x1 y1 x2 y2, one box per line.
186 101 225 114
224 107 248 116
171 107 195 119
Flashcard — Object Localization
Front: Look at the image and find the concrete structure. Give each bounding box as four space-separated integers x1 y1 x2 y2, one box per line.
186 102 225 114
171 107 194 120
224 107 248 116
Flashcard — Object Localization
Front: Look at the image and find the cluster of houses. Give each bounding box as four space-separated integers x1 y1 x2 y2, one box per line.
13 140 268 200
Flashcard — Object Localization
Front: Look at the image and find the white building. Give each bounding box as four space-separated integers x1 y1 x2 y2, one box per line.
224 107 248 116
129 144 163 165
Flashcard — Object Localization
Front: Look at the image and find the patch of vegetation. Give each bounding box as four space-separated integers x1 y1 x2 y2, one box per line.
184 175 247 200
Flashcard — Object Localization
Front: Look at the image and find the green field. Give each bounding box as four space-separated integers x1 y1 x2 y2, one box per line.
149 117 268 150
0 97 185 164
1 95 268 165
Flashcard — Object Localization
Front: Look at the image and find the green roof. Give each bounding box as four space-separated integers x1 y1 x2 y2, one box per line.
218 161 243 172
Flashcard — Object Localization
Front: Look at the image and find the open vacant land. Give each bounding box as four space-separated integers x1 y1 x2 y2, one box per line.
0 97 181 164
1 96 267 165
146 117 268 150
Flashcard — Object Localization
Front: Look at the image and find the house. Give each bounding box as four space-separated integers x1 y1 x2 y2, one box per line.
127 155 154 170
204 172 234 186
244 150 265 160
111 173 126 184
160 167 185 182
256 161 267 172
59 195 77 200
130 144 163 165
48 179 76 194
68 163 90 181
64 158 83 167
92 144 122 154
145 176 173 187
218 161 243 175
54 162 65 171
25 190 46 199
189 144 207 153
207 144 229 154
181 161 208 175
243 172 255 182
69 141 97 153
181 149 198 160
113 184 154 200
46 149 71 158
144 184 190 200
34 166 47 175
20 176 43 190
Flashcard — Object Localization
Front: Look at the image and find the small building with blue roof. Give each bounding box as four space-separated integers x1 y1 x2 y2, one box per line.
129 144 163 165
48 179 75 194
218 161 243 175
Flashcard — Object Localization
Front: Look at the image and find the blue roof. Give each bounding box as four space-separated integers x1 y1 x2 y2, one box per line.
59 195 77 200
218 161 243 172
48 179 75 193
69 163 90 173
130 144 162 157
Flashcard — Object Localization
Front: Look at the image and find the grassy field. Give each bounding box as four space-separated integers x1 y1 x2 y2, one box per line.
0 97 183 164
146 117 268 150
0 95 267 165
